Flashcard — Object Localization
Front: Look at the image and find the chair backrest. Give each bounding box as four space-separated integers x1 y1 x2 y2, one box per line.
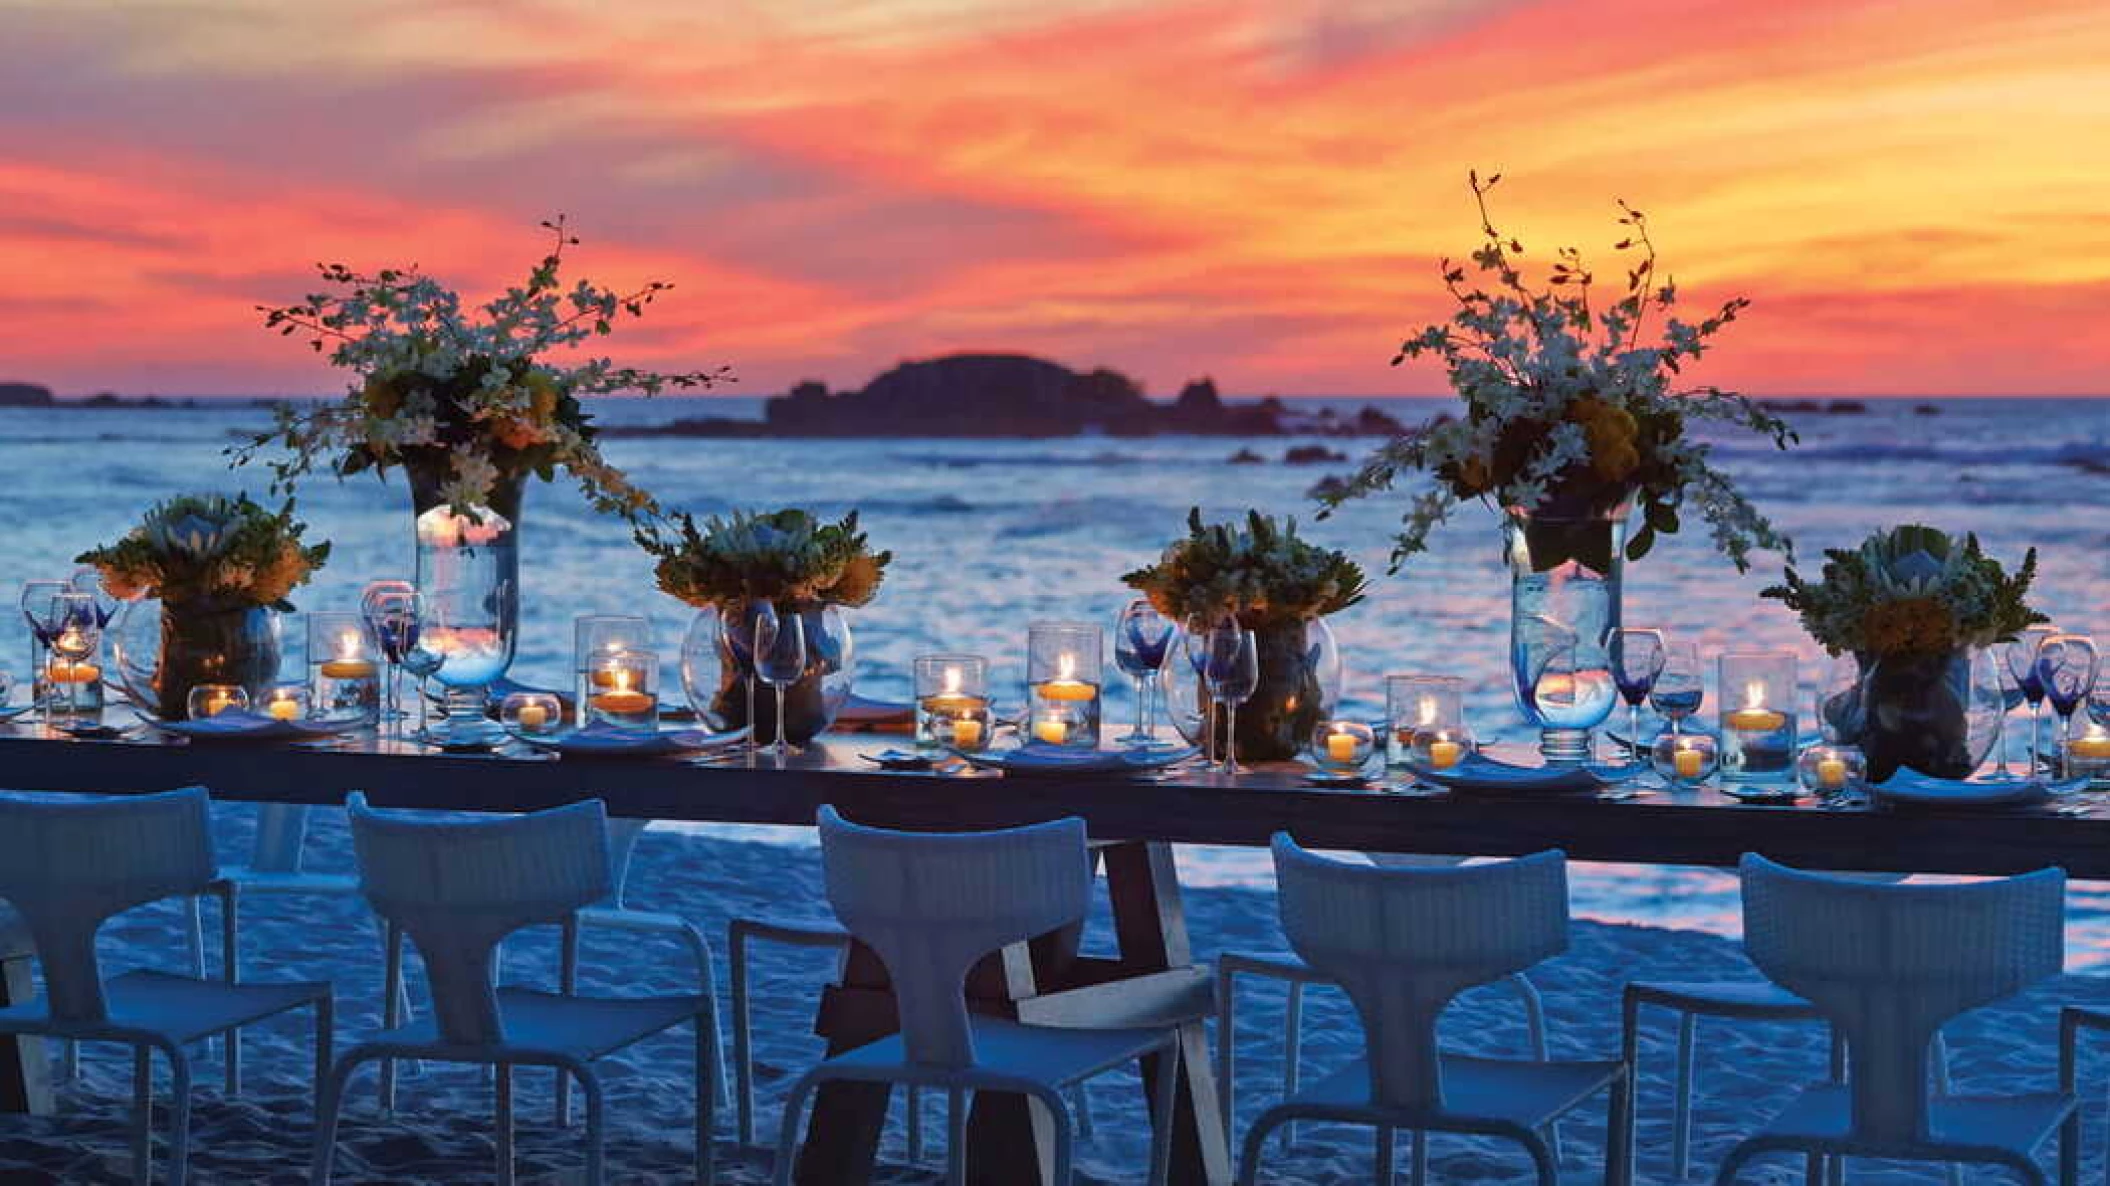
1273 834 1569 1112
1740 854 2065 1143
347 793 611 1046
817 806 1090 1068
0 787 219 1023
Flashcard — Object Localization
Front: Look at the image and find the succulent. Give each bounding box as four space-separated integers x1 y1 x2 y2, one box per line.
1762 524 2043 656
638 508 891 610
1123 508 1366 629
77 493 330 611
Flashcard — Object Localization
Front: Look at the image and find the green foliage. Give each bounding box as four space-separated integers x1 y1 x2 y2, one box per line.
637 508 891 610
1122 508 1367 628
1761 524 2044 656
75 493 330 612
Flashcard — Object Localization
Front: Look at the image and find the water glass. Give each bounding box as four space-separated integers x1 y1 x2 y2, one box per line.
2008 623 2059 769
576 614 652 727
20 579 69 710
2038 633 2100 778
1719 651 1797 782
45 591 104 722
1650 643 1705 739
361 580 417 725
1028 622 1102 749
915 653 992 752
1608 627 1667 752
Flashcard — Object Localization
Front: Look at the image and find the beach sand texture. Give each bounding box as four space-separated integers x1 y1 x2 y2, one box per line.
3 807 2107 1185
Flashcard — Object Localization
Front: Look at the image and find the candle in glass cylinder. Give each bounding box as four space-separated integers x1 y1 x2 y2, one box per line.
1719 652 1797 781
1027 624 1103 749
587 649 658 726
1725 682 1787 733
319 631 375 680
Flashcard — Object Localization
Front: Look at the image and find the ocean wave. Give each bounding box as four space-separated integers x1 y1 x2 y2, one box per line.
1705 439 2110 469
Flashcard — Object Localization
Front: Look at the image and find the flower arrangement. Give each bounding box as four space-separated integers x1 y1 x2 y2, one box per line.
1763 524 2043 657
639 508 891 610
1122 509 1367 628
1319 173 1796 572
240 215 730 518
76 493 330 611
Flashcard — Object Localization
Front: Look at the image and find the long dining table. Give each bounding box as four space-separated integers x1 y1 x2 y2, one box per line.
0 726 2103 1185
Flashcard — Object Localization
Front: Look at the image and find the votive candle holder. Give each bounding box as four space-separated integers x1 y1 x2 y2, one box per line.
575 614 652 727
502 691 566 738
1652 732 1720 787
915 653 992 752
263 683 311 723
1719 651 1797 782
1797 743 1866 796
1386 674 1466 768
309 611 380 725
1311 720 1376 775
187 683 249 720
587 649 659 728
1027 622 1101 749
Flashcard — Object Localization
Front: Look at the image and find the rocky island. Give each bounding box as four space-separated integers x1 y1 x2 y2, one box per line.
604 353 1405 439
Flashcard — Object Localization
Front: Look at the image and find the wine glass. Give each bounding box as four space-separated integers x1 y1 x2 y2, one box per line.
1180 614 1219 765
398 637 443 742
1650 642 1705 740
2038 633 2100 779
725 605 764 760
1815 654 1865 746
46 592 100 722
753 603 806 763
1203 623 1258 775
1963 648 2010 776
2007 623 2059 771
361 580 417 726
1115 599 1176 747
1607 627 1666 756
19 580 68 708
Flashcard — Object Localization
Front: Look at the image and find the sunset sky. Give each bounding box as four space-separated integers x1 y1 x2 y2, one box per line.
2 0 2106 398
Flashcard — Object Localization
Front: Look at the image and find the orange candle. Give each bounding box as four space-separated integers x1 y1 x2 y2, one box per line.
319 658 376 680
591 689 655 715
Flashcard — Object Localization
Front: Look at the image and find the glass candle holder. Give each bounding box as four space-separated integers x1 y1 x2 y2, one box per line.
1411 727 1474 771
187 683 250 720
1027 622 1102 749
1719 651 1797 782
1652 732 1720 786
2063 718 2110 789
1797 743 1867 795
308 611 380 725
915 653 992 752
1311 720 1376 775
262 683 311 723
587 648 659 727
44 611 105 722
1386 674 1466 768
501 691 565 738
575 614 652 727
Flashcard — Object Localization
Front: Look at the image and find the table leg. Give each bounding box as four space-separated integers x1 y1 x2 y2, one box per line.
0 954 52 1114
1103 841 1232 1186
795 943 894 1185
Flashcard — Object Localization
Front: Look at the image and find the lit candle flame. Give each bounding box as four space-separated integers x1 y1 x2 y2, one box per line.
339 631 361 662
943 668 961 695
1417 694 1437 727
1058 654 1075 681
1744 680 1766 710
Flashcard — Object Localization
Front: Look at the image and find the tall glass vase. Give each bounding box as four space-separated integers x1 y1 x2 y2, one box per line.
1505 503 1626 763
113 599 282 721
409 466 522 745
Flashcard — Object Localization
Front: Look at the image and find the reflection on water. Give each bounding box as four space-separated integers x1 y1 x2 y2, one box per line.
5 397 2107 960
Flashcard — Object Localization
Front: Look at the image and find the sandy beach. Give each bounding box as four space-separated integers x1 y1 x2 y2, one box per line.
1 804 2104 1184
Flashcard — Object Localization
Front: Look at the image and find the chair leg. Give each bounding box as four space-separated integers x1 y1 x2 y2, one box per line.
166 1047 193 1186
946 1087 969 1185
1619 990 1643 1186
556 921 579 1128
1714 1140 1766 1186
1147 1040 1181 1186
309 1051 367 1186
696 1019 717 1186
1672 1010 1697 1180
771 1073 823 1186
1608 1064 1635 1186
908 1085 926 1163
379 923 403 1117
1216 963 1236 1128
133 1044 153 1186
184 896 220 1064
731 925 755 1146
1376 1126 1395 1186
579 1067 607 1186
1520 1129 1559 1186
1412 1129 1429 1186
1071 1080 1094 1139
1932 1032 1961 1186
1511 973 1560 1166
495 1063 514 1186
1235 1106 1292 1186
1282 978 1305 1150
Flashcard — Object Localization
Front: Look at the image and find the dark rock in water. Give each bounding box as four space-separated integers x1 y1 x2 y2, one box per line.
603 353 1409 439
1356 406 1407 435
1227 448 1266 465
1306 475 1352 500
1283 444 1347 465
1824 400 1868 414
1914 403 1942 416
0 382 55 407
1760 399 1825 414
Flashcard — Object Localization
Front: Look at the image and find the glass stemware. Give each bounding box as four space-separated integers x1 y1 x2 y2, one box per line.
1527 624 1617 761
1964 648 2010 776
2007 623 2059 772
1650 642 1705 740
1114 599 1176 747
361 580 417 727
1607 627 1666 756
398 639 443 742
753 603 806 763
20 580 69 710
1179 615 1218 766
46 591 102 723
2038 633 2100 779
1203 623 1258 775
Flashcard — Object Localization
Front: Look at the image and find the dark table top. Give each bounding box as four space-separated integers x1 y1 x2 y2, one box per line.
0 724 2101 878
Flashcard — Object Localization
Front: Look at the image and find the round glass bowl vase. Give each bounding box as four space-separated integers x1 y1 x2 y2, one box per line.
1651 732 1720 787
1797 744 1868 796
1310 720 1376 776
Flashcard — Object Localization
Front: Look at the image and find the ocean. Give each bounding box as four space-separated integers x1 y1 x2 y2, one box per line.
6 396 2108 951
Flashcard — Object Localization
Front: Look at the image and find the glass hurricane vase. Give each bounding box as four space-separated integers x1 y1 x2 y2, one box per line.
1505 502 1626 763
113 598 283 721
688 602 854 746
408 465 522 742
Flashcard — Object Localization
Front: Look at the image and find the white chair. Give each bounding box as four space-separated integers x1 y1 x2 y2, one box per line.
1236 839 1631 1186
1217 852 1554 1179
313 794 718 1186
1713 855 2075 1185
772 808 1181 1186
0 787 333 1186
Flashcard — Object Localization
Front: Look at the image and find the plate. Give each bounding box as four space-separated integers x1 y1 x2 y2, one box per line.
1404 752 1636 795
53 722 140 741
516 723 748 760
1302 771 1375 789
957 743 1199 777
1719 784 1807 804
155 713 359 744
1869 769 2078 811
1607 725 1718 757
861 749 939 771
0 704 35 723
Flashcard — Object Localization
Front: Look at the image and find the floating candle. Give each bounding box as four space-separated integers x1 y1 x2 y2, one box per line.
319 658 376 680
1428 739 1464 770
2072 734 2110 760
951 717 985 749
46 661 101 684
1037 679 1095 703
1674 747 1704 780
921 693 988 716
591 690 655 716
1727 681 1786 732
